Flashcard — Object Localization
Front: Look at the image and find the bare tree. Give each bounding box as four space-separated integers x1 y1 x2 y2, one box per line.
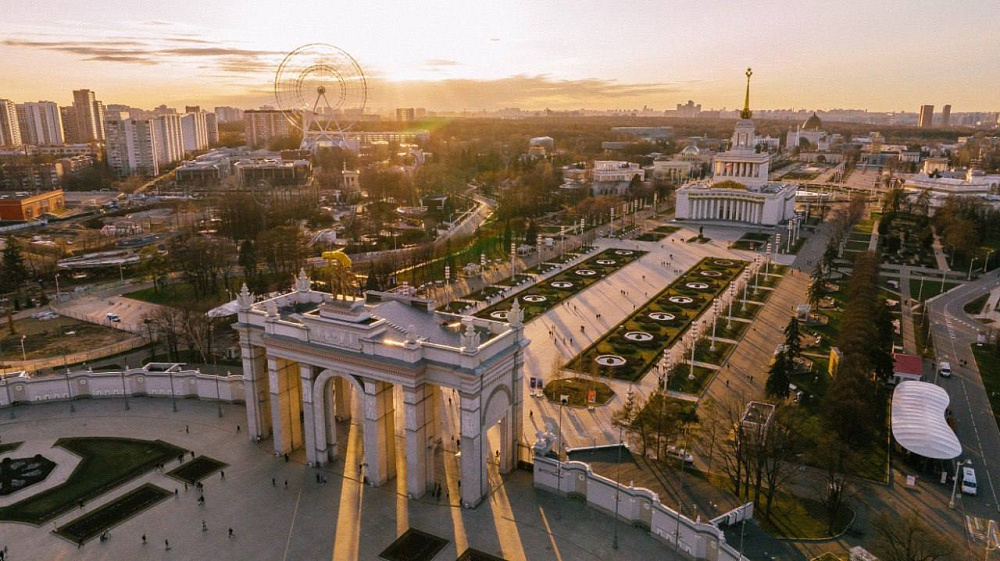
870 512 955 561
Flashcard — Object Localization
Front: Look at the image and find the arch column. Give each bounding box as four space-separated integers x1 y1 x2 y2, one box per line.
241 342 271 440
300 364 319 465
268 357 303 455
403 384 439 498
362 379 396 486
459 391 486 508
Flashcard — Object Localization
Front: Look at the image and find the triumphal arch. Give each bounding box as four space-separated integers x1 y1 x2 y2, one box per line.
234 271 526 508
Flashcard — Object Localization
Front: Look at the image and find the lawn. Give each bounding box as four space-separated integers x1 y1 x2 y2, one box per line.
0 316 135 362
756 491 854 539
0 442 22 454
666 365 716 395
54 483 171 544
566 257 746 382
542 377 614 407
964 294 989 315
910 278 962 302
125 283 229 313
731 232 771 251
167 455 228 484
0 437 186 525
635 232 667 242
653 225 680 235
475 248 646 323
973 345 1000 433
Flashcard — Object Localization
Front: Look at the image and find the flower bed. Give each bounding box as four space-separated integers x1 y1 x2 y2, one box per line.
565 257 746 382
475 248 646 323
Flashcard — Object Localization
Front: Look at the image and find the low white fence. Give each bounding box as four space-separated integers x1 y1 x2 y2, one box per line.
533 454 749 561
0 364 245 408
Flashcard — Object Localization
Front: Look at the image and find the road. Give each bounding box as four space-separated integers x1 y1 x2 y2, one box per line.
927 270 1000 521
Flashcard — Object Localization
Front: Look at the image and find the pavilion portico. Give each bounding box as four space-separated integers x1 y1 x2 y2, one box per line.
234 272 526 508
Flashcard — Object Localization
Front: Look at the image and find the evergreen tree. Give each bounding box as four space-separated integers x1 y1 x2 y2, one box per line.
766 352 791 399
238 240 257 282
784 316 802 363
525 220 538 246
0 237 28 295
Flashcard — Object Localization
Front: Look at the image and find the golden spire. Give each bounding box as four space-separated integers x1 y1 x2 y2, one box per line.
740 67 753 120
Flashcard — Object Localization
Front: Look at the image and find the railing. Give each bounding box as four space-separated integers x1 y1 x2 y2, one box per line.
1 337 148 373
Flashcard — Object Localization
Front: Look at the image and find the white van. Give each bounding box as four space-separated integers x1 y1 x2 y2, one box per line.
939 361 952 378
962 466 978 496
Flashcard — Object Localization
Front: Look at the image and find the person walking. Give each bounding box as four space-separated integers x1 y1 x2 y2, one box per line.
165 539 171 551
202 520 208 532
228 528 234 539
142 534 147 545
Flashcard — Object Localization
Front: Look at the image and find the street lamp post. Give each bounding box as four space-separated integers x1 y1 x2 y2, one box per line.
216 372 224 417
950 459 971 509
689 324 699 381
753 257 760 296
727 284 734 331
741 270 749 312
169 368 177 412
985 249 995 273
2 372 13 419
19 335 26 361
969 258 979 281
54 273 61 301
710 300 718 351
121 366 129 410
64 361 74 413
612 423 623 550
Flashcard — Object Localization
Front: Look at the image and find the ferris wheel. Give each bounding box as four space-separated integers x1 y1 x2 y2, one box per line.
274 44 367 146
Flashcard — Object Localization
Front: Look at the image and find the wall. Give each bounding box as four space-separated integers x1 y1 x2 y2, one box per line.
533 455 749 561
0 367 245 408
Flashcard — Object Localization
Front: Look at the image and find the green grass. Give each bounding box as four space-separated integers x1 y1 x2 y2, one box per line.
125 283 228 313
973 345 1000 433
910 278 962 302
566 257 747 382
635 232 667 242
475 248 645 323
757 491 854 539
965 294 989 315
54 483 171 544
542 377 614 407
0 437 185 525
0 442 22 455
167 456 228 485
666 365 716 395
653 225 680 235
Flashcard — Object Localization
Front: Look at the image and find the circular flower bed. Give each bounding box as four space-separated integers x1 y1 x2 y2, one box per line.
701 270 723 277
649 312 675 321
575 269 597 276
522 294 546 303
614 250 634 256
595 355 627 367
551 281 574 289
669 296 694 304
489 311 509 320
685 282 710 290
713 259 735 266
624 331 654 342
596 259 617 265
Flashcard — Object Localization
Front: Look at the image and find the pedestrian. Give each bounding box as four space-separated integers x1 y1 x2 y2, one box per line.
202 520 208 532
142 534 147 545
284 479 288 489
316 473 321 484
220 470 225 479
191 451 195 459
78 539 83 549
284 453 289 463
174 488 178 497
529 410 533 419
165 539 171 551
236 424 241 434
228 528 234 539
185 425 189 434
272 477 276 487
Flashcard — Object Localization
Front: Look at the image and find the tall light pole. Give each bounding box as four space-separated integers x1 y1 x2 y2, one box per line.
121 366 129 410
741 270 749 312
727 284 734 330
556 393 567 520
54 273 61 301
19 335 26 361
169 368 177 412
969 258 979 281
710 300 718 351
689 323 699 381
64 360 74 413
612 423 623 550
216 373 224 418
985 249 995 273
2 372 13 419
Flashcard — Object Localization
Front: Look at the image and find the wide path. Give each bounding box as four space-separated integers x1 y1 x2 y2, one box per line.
0 398 678 561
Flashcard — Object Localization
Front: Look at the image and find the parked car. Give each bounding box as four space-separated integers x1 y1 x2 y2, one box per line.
938 361 952 378
666 445 694 464
105 312 121 323
962 466 978 496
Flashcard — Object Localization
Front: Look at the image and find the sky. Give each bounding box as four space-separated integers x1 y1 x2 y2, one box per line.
2 0 999 114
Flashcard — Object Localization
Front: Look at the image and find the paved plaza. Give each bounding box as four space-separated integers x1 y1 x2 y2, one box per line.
0 398 680 561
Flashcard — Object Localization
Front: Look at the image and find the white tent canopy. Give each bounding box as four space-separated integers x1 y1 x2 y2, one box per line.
891 381 961 460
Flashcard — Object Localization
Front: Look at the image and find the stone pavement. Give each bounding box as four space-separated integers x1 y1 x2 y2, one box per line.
0 398 682 561
0 439 80 507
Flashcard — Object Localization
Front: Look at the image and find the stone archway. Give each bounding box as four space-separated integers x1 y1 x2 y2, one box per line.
481 384 515 476
305 369 364 467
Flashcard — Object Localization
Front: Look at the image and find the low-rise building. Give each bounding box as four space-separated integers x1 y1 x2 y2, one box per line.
0 189 65 220
234 158 311 186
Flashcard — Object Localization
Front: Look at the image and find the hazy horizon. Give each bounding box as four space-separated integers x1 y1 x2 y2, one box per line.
3 0 999 114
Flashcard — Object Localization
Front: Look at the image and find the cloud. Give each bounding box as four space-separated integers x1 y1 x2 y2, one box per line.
424 58 460 68
86 55 157 65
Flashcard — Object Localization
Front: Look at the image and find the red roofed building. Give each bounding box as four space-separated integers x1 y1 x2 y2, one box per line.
892 353 924 385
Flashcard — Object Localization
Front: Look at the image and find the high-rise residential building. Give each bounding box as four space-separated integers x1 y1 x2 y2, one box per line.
205 112 219 146
180 112 208 152
60 106 81 143
0 99 23 147
214 106 244 123
185 106 201 114
103 111 159 177
93 101 105 141
244 109 291 147
72 89 102 142
151 114 184 165
941 104 952 127
16 101 64 145
395 108 416 122
918 105 935 128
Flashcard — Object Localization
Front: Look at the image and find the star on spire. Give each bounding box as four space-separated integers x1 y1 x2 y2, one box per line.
740 68 753 120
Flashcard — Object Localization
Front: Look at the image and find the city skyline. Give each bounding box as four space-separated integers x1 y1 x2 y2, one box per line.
3 0 1000 113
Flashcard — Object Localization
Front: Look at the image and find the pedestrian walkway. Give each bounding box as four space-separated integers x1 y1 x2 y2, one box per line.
898 266 917 354
931 226 950 271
